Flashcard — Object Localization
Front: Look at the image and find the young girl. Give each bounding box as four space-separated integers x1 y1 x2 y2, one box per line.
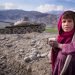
49 10 75 75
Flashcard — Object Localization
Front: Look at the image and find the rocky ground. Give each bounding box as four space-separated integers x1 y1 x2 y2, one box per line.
0 32 57 75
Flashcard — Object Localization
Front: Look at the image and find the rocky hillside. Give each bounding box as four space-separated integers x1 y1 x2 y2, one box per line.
0 9 58 26
0 32 57 75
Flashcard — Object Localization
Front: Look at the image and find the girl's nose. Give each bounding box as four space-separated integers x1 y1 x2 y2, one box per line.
65 22 68 26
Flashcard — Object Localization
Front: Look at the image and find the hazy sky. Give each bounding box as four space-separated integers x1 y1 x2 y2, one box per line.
0 0 75 12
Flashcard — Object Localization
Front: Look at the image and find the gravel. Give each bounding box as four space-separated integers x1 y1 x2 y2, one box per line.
0 32 57 75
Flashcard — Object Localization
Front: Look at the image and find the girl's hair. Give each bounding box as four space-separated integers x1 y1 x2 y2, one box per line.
62 10 75 24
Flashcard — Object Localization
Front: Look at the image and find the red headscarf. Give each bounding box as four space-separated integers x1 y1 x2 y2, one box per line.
57 15 75 44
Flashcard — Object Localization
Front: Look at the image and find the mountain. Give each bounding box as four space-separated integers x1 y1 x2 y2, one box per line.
0 9 58 27
48 10 63 15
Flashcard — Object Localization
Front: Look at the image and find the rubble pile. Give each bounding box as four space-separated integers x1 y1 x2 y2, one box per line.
0 32 57 75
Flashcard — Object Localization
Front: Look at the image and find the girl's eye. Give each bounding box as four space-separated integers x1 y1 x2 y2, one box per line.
62 19 73 23
62 20 66 23
68 20 72 22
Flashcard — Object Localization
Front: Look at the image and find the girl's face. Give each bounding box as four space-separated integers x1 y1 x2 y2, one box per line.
62 18 74 32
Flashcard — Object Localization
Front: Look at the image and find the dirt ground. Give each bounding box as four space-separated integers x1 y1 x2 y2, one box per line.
0 32 57 75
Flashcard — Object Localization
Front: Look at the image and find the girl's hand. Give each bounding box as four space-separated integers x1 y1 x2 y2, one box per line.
47 38 63 49
49 40 58 48
47 38 58 48
49 40 63 49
